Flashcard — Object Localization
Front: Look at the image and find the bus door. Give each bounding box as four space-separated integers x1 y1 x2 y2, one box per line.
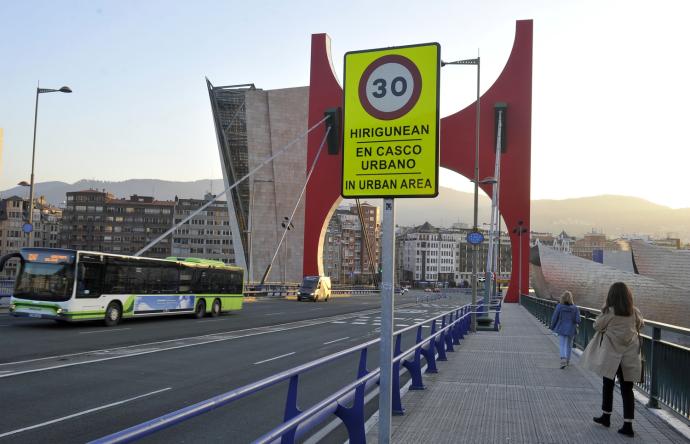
76 254 105 311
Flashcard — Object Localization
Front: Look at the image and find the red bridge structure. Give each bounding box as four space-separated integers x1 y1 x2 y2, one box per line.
303 20 533 303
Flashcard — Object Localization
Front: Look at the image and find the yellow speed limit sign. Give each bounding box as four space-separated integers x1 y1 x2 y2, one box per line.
342 43 440 198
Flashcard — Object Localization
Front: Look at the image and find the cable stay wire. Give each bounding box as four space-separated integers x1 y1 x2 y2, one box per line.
259 125 331 286
135 115 331 257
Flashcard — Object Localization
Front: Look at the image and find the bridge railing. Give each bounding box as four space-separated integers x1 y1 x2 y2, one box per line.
520 294 690 420
0 279 13 307
91 303 474 444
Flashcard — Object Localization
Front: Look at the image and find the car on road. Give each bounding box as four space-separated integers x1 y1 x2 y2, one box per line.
297 275 331 302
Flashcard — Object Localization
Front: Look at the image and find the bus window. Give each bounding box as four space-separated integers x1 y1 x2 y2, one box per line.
77 262 103 298
179 268 193 293
158 266 179 294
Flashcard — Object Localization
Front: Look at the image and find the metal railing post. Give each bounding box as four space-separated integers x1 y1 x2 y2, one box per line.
334 349 368 443
436 317 448 361
646 327 661 408
403 326 426 390
281 375 301 444
423 320 439 373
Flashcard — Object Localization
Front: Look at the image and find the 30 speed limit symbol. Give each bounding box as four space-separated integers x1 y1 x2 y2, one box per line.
358 55 422 120
342 43 440 199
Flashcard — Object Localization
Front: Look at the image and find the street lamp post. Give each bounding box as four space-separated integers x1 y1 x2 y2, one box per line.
512 221 528 298
442 55 480 331
27 83 72 247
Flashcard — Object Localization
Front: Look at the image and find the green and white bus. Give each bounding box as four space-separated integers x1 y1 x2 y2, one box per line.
0 248 244 326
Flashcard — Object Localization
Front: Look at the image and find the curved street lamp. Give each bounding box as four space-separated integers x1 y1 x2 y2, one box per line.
27 83 72 246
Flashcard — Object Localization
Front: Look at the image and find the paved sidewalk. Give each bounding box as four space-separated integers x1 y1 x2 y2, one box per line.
367 304 689 443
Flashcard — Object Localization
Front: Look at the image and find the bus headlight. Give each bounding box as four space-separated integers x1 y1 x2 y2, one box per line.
9 304 16 312
56 308 64 315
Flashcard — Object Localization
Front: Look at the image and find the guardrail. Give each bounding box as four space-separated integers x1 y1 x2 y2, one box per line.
91 303 475 444
244 286 381 298
0 279 13 296
520 294 690 420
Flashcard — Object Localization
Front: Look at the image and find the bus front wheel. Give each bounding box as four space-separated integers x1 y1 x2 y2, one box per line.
194 300 206 319
211 299 221 317
104 302 122 327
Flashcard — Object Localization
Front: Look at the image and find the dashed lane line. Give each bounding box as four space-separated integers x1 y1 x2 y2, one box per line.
78 328 131 335
253 352 295 365
323 337 350 345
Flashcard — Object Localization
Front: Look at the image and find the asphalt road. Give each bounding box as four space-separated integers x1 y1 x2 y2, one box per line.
0 291 470 443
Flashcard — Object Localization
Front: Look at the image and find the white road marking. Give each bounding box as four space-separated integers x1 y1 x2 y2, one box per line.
253 352 295 365
331 321 346 324
323 337 350 345
0 387 172 438
0 305 412 377
78 328 131 335
351 322 366 325
395 324 410 327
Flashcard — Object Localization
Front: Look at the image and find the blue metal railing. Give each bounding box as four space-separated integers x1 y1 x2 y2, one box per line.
91 302 475 444
521 294 690 420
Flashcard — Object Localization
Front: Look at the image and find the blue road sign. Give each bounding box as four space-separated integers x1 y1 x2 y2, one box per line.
22 223 33 234
466 231 484 245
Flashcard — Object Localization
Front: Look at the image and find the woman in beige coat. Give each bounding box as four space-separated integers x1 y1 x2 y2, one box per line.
581 282 643 438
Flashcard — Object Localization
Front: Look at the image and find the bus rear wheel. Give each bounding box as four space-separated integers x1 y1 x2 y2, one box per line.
211 299 221 317
194 300 206 319
104 302 122 327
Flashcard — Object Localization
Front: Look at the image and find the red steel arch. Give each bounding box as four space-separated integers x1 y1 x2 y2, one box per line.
303 20 532 302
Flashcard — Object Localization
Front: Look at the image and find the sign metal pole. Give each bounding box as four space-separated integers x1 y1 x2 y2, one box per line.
378 197 395 443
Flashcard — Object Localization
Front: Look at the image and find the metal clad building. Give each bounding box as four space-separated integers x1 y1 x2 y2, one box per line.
207 80 308 282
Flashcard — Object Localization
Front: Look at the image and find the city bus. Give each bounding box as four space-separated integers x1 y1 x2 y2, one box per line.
0 248 244 326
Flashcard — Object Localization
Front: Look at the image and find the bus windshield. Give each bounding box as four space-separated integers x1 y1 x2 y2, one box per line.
14 262 75 301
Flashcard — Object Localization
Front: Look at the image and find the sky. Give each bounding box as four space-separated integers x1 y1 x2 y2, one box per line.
1 0 689 208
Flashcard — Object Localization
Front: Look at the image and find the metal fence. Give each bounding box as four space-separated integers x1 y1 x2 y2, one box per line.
90 303 474 444
520 294 690 420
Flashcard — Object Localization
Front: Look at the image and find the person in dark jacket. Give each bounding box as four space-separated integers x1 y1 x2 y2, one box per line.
550 290 581 369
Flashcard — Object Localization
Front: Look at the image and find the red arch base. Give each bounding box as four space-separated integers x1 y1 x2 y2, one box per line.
303 20 532 303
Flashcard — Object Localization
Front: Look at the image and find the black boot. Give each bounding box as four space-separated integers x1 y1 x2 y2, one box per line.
593 413 610 427
618 421 634 437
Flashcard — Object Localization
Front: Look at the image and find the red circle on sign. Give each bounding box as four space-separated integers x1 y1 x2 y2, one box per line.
358 54 422 121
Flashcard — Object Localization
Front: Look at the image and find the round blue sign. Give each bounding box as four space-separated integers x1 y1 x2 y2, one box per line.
22 223 33 234
466 231 484 245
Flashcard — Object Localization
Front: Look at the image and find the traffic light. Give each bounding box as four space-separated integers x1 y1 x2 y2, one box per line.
494 102 507 153
324 107 342 155
22 202 29 221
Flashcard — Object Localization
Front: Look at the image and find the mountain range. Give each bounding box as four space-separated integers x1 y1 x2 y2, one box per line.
1 179 688 242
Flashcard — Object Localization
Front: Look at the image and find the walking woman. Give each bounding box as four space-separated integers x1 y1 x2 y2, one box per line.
550 290 581 368
581 282 644 438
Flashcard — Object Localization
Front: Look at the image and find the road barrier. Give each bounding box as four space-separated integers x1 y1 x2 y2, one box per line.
521 294 690 420
90 302 475 444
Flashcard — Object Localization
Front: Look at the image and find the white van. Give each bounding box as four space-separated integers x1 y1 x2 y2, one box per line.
298 276 331 302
